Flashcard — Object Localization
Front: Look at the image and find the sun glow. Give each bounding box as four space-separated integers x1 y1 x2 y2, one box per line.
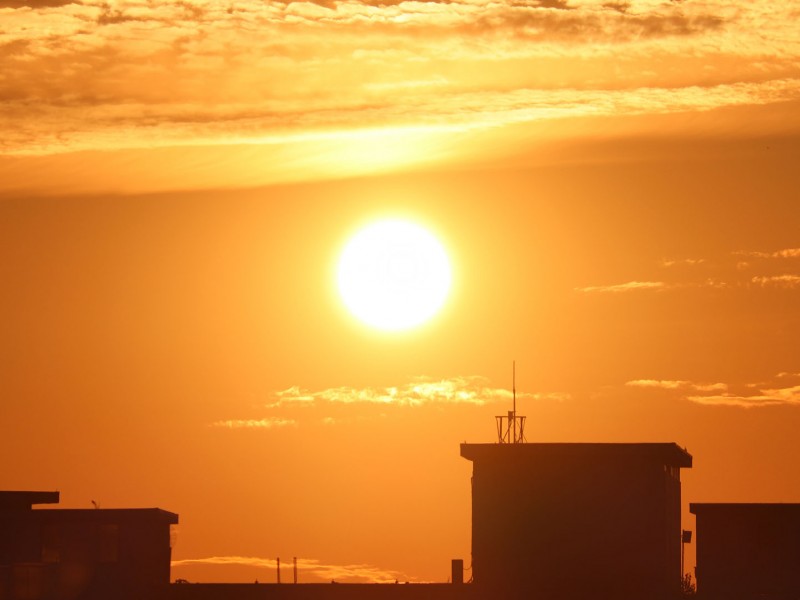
337 220 452 331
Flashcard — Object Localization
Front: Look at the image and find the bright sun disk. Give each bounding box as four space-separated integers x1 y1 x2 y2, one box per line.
337 220 451 331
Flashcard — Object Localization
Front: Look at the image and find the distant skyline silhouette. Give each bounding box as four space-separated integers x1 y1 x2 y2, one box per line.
5 438 800 599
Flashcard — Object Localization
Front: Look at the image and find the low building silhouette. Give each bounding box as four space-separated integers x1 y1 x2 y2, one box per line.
17 439 800 600
168 582 476 600
690 503 800 600
0 490 178 600
461 442 692 600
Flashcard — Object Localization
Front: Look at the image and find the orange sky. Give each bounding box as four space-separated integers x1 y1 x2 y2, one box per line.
2 0 800 586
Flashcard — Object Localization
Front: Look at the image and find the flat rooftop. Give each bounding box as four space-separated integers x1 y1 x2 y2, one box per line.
691 503 800 514
461 442 692 468
0 490 60 510
0 507 179 523
0 490 178 523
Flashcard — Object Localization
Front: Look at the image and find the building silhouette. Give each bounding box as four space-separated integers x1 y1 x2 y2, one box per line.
0 491 177 600
7 439 800 600
461 442 692 600
690 503 800 600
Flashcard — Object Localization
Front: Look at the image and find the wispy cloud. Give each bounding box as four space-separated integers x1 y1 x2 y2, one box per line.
208 377 569 429
627 373 800 408
627 379 688 390
774 249 800 259
660 258 706 268
2 0 800 162
686 386 800 408
626 379 728 392
575 281 666 293
736 248 800 260
751 275 800 288
582 247 800 296
211 418 297 429
171 556 412 583
731 249 800 286
268 377 570 408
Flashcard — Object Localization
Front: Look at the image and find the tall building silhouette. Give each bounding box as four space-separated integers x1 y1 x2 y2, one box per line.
461 443 692 600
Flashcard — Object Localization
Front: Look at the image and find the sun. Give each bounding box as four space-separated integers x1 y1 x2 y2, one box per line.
337 219 452 331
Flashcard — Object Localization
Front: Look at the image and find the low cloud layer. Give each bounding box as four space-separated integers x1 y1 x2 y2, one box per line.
575 281 666 294
211 418 297 430
627 373 800 408
737 248 800 259
751 275 800 288
171 556 411 583
269 377 569 408
627 379 728 392
577 247 800 295
210 376 569 428
685 387 800 408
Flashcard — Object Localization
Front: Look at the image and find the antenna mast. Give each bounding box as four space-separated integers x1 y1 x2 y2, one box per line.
496 360 526 444
512 361 516 442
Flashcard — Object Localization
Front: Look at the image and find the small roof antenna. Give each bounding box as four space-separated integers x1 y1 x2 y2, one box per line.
495 361 526 444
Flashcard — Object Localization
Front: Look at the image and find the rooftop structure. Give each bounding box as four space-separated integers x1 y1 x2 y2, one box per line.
0 491 59 511
0 490 178 600
690 503 800 600
461 442 692 600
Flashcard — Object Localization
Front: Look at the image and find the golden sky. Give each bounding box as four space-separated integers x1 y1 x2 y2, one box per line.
3 0 800 192
2 0 800 586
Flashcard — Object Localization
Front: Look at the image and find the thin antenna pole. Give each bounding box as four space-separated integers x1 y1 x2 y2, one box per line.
512 360 516 443
496 361 526 444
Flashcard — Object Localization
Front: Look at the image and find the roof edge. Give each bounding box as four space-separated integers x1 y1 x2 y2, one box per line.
460 442 692 467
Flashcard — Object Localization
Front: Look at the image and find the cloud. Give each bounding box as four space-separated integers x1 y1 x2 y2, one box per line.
626 379 728 392
775 248 800 259
465 4 725 43
171 556 412 583
210 418 297 429
268 377 569 408
627 379 688 390
6 79 800 158
628 373 800 408
773 248 800 258
660 258 706 268
729 249 800 288
2 0 800 163
582 248 800 297
208 378 568 429
686 386 800 408
751 275 800 288
736 248 800 259
575 281 666 293
0 0 76 6
208 377 568 429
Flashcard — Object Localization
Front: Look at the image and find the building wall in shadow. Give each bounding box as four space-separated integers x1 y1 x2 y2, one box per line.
0 491 178 600
461 443 692 600
690 503 800 600
168 583 476 600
